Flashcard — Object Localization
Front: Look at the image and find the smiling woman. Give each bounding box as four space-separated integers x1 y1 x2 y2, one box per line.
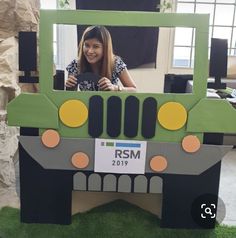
65 26 137 92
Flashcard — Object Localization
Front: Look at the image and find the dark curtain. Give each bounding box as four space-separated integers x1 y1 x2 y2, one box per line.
76 0 160 69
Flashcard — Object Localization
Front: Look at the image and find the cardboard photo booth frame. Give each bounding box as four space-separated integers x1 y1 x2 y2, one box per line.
7 10 236 229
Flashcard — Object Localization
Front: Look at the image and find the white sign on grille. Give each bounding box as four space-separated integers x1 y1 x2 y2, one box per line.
94 138 147 174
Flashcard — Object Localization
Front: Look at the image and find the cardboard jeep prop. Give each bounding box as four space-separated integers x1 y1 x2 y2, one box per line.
7 10 236 229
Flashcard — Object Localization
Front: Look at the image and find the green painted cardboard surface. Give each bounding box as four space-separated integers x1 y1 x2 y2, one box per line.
40 10 209 99
43 93 203 142
7 93 58 128
187 98 236 133
38 10 209 142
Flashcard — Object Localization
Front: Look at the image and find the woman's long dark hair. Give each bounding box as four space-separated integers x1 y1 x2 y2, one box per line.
78 26 114 79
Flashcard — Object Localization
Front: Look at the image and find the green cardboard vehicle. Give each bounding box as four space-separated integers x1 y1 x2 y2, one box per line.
7 10 236 228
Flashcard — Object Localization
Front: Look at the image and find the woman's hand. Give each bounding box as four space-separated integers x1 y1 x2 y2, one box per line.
98 77 117 91
65 75 77 88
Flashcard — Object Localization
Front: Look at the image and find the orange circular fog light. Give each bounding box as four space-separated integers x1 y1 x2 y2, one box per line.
182 135 201 153
41 129 60 148
150 155 168 172
71 152 89 169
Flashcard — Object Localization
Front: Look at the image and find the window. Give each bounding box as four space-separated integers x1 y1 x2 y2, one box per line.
173 0 236 68
40 0 57 9
40 0 58 65
40 0 76 71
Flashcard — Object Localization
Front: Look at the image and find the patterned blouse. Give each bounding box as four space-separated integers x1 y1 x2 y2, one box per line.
66 56 127 91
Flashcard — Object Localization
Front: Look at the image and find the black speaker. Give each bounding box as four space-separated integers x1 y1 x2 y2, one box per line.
208 38 228 89
19 32 37 71
18 31 38 83
54 70 65 90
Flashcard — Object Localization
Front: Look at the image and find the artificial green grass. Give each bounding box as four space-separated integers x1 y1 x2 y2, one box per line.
0 200 236 238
